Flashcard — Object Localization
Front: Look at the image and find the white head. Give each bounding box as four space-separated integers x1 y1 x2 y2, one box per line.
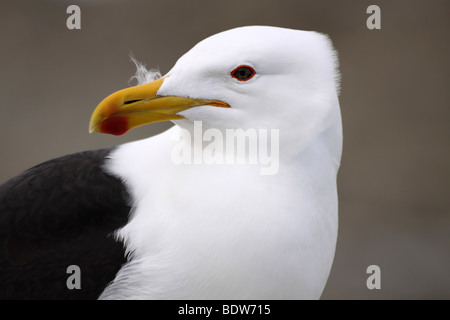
91 26 341 160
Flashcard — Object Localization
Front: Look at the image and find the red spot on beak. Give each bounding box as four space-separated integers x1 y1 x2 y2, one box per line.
99 116 129 136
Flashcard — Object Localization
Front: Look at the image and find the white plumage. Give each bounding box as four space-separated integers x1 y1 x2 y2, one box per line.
98 26 342 299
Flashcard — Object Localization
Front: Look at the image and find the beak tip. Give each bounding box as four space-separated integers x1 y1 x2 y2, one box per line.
88 122 97 134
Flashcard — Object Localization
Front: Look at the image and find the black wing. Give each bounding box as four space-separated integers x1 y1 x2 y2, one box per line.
0 148 131 299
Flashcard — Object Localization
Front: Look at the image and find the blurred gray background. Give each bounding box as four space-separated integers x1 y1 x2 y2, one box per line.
0 0 449 299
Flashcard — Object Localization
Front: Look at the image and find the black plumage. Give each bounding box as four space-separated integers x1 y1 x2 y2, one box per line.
0 148 131 299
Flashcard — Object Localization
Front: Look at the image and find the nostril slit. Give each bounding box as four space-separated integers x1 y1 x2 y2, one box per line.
124 99 141 105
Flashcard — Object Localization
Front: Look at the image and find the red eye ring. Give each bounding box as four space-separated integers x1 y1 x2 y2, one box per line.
231 65 256 81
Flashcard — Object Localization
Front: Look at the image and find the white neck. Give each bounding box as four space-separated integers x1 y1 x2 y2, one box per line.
99 114 341 299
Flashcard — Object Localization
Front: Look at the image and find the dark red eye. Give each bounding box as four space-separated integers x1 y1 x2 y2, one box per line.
231 65 256 81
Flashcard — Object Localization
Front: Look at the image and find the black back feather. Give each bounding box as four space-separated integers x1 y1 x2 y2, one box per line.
0 148 131 299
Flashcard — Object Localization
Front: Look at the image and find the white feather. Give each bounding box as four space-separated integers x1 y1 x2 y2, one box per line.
128 55 161 85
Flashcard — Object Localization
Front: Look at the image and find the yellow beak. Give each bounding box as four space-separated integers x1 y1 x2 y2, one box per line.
89 77 230 135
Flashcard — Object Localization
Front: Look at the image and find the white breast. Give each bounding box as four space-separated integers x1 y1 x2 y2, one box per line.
99 126 338 299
